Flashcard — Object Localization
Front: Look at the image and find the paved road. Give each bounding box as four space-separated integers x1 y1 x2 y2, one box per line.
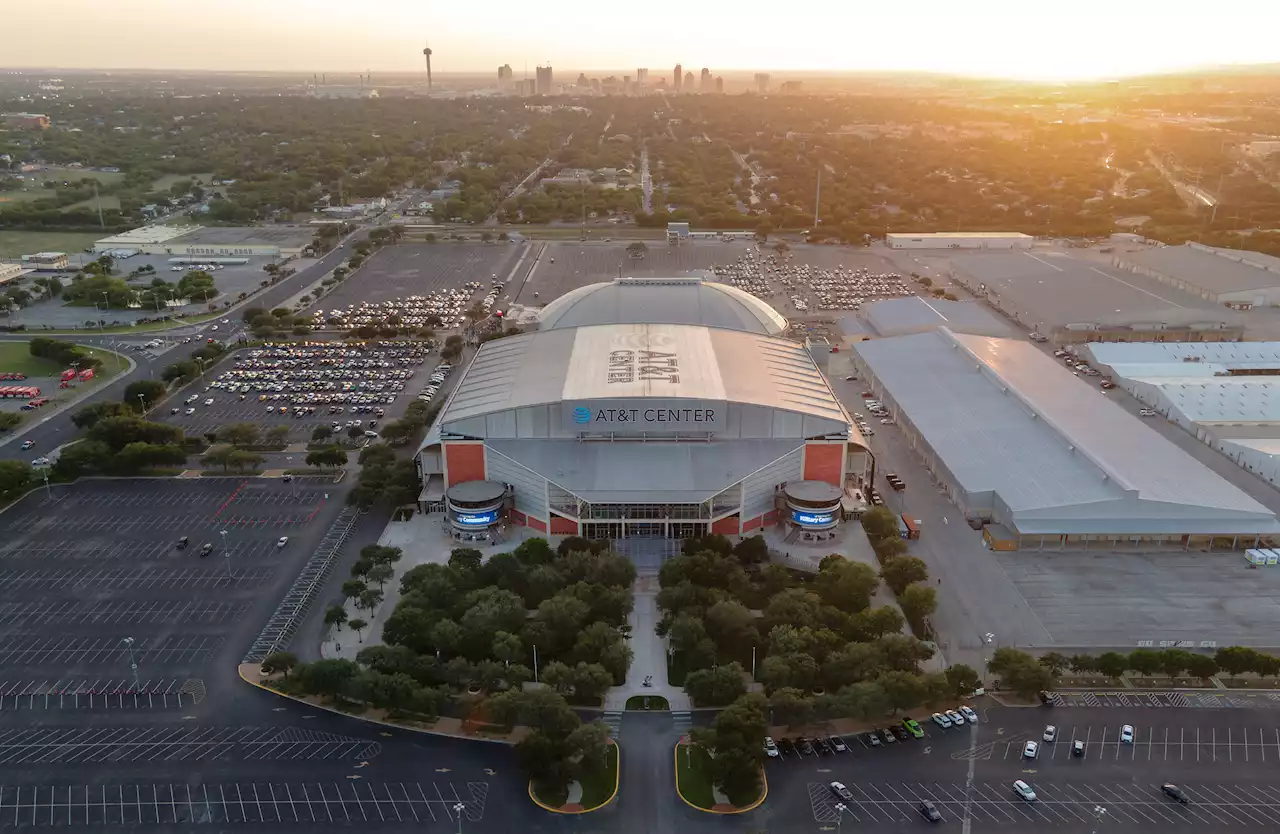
0 237 361 463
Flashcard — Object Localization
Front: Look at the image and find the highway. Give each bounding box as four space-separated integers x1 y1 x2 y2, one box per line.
0 235 362 464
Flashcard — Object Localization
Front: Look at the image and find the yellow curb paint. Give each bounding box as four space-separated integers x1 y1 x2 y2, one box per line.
528 739 620 814
673 742 767 815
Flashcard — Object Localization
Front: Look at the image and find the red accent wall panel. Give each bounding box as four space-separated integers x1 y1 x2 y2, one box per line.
509 510 527 526
528 516 547 532
711 515 740 536
803 443 843 486
444 443 486 487
742 516 763 532
762 510 779 525
549 515 579 535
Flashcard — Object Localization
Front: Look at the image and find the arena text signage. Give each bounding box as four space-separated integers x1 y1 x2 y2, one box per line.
606 349 681 385
565 398 725 433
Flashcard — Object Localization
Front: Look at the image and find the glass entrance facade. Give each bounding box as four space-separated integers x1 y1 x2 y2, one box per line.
581 520 709 539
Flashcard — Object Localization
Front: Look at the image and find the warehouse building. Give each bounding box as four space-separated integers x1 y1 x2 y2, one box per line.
886 232 1033 250
94 224 312 258
859 296 1012 338
1118 242 1280 307
1083 341 1280 486
851 328 1280 550
417 281 869 542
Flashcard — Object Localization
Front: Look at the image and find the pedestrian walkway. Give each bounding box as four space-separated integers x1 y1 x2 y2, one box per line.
603 576 690 710
601 710 623 738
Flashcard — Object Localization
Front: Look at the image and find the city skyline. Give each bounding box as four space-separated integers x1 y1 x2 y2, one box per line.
5 0 1280 81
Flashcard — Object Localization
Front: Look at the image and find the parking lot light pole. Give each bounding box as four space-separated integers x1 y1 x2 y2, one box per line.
834 803 847 833
453 802 466 834
121 637 140 691
1091 805 1107 834
220 529 232 575
136 393 147 414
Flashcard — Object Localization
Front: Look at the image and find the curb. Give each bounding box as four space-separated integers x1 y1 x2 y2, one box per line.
236 664 514 745
673 742 767 815
527 739 619 814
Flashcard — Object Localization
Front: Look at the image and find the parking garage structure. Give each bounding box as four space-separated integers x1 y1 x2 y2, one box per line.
416 280 871 541
850 328 1280 551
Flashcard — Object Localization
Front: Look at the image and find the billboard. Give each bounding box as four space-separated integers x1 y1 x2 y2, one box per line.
791 509 835 526
455 510 499 526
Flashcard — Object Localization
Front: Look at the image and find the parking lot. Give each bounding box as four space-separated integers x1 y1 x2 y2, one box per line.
526 240 753 302
767 704 1280 831
312 243 525 323
156 341 434 443
0 478 341 685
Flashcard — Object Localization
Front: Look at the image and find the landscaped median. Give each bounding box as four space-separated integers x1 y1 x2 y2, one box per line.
528 739 619 814
674 741 767 814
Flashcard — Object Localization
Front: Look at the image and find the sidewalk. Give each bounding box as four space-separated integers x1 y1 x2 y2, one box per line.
604 576 690 710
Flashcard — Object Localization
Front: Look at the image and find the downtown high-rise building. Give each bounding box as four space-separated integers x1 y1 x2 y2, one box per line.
700 67 712 91
636 68 649 87
673 63 683 92
536 65 553 95
754 73 771 93
684 70 695 91
498 64 513 87
715 76 724 94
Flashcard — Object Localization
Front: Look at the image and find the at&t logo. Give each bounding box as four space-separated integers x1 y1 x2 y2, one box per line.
572 406 591 424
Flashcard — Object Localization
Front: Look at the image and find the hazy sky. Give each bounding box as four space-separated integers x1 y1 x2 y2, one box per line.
8 0 1280 81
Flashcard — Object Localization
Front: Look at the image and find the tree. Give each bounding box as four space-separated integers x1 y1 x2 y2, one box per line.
367 563 395 593
324 604 349 635
53 439 111 478
0 460 33 501
261 651 298 677
264 425 291 446
348 618 369 642
296 658 360 701
684 662 748 706
876 670 926 714
990 647 1057 698
1215 646 1263 679
306 446 348 469
861 506 899 541
1158 649 1195 679
1184 653 1219 683
880 556 930 595
1127 649 1162 676
311 425 333 443
898 584 937 633
944 664 982 698
769 687 813 727
732 535 770 567
1094 651 1130 681
200 445 236 471
819 559 880 612
123 380 167 410
1038 652 1071 676
357 588 384 615
341 579 366 601
217 422 260 448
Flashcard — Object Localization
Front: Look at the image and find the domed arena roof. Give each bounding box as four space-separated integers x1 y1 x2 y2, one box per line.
537 277 788 336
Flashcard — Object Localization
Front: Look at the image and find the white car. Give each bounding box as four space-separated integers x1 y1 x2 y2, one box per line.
764 737 779 758
185 408 196 415
203 398 214 406
20 440 33 450
186 395 199 404
276 536 289 548
931 712 951 729
958 705 978 724
1120 725 1135 744
1013 780 1037 802
31 457 50 467
1023 741 1038 759
945 709 964 725
1043 725 1057 742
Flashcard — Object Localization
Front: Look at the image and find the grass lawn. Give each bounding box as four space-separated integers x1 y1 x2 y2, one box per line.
151 173 214 192
40 168 125 186
0 231 102 259
577 742 619 810
0 188 57 204
675 744 716 810
0 342 66 376
62 194 121 214
38 311 224 335
625 695 669 710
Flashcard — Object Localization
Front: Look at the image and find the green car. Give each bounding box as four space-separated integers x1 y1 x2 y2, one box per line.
902 718 925 739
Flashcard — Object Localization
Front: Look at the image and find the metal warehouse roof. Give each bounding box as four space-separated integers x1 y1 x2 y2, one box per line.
1087 341 1280 372
853 329 1278 530
537 277 788 335
862 296 1012 338
441 323 848 425
1124 243 1280 296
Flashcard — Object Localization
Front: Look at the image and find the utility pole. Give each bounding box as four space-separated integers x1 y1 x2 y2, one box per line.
93 181 105 230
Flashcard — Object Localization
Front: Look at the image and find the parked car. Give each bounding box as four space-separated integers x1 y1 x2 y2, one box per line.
1161 784 1190 804
1023 741 1038 759
778 738 795 757
829 782 854 802
798 738 815 756
829 736 848 753
1013 780 1037 802
1043 725 1057 742
891 725 910 741
199 543 213 557
1120 725 1135 744
945 710 964 726
919 800 943 822
902 718 924 738
815 738 833 755
276 536 289 548
958 705 978 724
764 737 779 758
879 728 896 744
176 537 189 549
1073 740 1085 757
932 712 952 729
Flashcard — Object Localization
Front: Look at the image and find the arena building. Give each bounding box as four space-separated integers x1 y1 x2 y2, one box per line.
417 279 869 542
